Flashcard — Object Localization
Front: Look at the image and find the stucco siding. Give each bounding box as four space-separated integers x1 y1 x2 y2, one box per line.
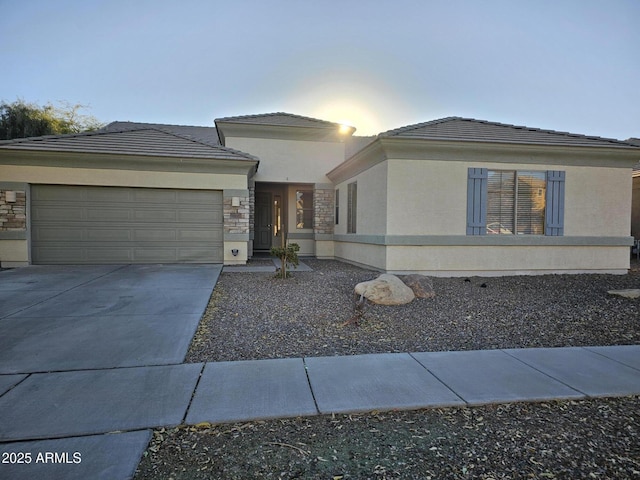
385 245 630 276
334 162 387 236
384 159 631 238
564 166 631 237
387 159 467 235
0 165 247 190
334 241 386 271
226 137 345 184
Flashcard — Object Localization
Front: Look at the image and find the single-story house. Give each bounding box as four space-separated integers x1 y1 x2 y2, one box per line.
1 113 638 275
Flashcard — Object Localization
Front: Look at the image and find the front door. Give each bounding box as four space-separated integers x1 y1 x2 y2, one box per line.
254 191 272 250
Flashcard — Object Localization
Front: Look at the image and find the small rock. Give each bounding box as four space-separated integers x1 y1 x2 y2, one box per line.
607 289 640 299
402 274 436 299
354 274 415 305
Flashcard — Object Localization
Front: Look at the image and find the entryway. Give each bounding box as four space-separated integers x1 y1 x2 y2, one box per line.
254 183 285 252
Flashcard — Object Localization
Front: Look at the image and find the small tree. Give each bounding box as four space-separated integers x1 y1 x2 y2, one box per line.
270 242 300 279
0 99 103 140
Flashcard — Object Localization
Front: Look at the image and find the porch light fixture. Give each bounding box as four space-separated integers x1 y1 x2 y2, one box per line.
231 249 239 256
5 191 16 203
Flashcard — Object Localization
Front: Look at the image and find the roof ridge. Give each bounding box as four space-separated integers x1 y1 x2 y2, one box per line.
380 116 635 147
215 111 340 128
154 128 259 160
378 117 464 137
0 127 258 161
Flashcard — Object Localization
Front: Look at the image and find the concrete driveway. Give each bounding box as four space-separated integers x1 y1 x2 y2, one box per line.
0 264 220 373
0 264 220 480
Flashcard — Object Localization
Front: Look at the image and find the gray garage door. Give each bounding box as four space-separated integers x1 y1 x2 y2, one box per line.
31 185 223 264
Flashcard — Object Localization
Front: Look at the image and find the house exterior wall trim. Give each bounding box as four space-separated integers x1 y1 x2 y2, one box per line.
223 189 250 196
0 231 26 240
333 234 633 247
328 138 639 185
217 123 347 143
0 150 258 176
224 233 250 241
288 232 314 240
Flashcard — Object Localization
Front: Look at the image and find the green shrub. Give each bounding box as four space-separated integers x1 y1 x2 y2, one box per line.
270 243 300 279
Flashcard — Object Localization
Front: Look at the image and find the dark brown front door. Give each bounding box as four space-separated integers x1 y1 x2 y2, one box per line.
254 191 272 250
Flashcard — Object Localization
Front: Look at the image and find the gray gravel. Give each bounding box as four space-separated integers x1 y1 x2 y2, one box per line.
187 258 640 363
135 259 640 479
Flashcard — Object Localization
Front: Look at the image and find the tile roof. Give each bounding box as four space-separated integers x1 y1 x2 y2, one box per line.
102 121 221 145
0 127 257 161
380 117 637 148
215 112 342 129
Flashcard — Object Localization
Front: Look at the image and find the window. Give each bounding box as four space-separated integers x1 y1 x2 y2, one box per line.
347 182 357 233
296 190 313 229
487 170 546 235
467 168 565 236
335 189 340 225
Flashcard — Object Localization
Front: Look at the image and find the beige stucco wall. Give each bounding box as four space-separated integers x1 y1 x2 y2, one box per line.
332 154 633 275
334 241 386 271
334 161 388 236
384 159 632 238
387 159 466 235
385 245 630 276
632 175 640 238
226 137 345 184
0 240 28 267
0 165 248 190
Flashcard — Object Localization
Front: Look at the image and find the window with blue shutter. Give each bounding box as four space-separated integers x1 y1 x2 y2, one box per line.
467 168 565 236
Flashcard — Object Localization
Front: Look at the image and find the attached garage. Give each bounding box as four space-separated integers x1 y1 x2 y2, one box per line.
0 126 259 267
31 185 223 264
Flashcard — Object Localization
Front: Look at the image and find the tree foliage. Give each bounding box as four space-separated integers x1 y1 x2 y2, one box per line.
0 99 104 140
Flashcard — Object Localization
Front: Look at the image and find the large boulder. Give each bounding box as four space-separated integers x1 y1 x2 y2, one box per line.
354 274 415 305
402 274 436 299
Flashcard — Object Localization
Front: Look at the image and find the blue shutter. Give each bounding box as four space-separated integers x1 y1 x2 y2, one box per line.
545 171 565 236
467 168 487 235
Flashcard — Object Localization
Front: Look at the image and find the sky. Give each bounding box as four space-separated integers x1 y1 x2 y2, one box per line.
1 0 638 139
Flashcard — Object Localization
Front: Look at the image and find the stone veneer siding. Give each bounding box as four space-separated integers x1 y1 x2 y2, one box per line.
0 190 27 231
248 185 255 238
313 188 334 235
223 195 250 234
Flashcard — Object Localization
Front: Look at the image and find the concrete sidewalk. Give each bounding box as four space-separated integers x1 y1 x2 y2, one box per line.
1 345 639 479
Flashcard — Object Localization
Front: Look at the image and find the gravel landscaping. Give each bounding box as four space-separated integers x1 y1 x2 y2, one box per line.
135 258 640 479
186 258 640 362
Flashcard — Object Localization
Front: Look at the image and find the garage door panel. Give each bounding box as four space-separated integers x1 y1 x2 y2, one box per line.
133 209 178 222
133 229 178 242
176 190 222 204
87 229 133 241
32 206 84 222
31 227 85 242
178 229 223 242
87 188 134 202
87 208 133 221
132 189 178 204
31 185 223 264
178 210 222 223
86 248 135 262
177 247 222 262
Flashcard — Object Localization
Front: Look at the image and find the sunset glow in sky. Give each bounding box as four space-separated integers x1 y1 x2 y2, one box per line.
1 0 638 139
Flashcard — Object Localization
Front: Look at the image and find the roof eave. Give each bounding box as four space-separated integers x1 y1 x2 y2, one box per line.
0 148 259 176
215 121 354 143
